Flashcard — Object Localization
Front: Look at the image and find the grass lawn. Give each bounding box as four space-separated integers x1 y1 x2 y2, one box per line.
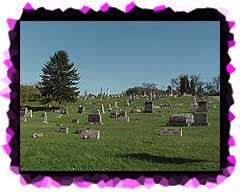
20 95 220 171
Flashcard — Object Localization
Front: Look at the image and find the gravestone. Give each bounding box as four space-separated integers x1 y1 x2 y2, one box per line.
193 97 197 106
149 92 153 101
42 112 48 124
100 104 105 114
118 111 127 117
24 107 28 117
114 101 119 108
110 111 118 118
197 100 208 112
56 127 69 133
127 100 130 106
160 128 182 136
136 109 142 113
88 113 102 124
80 129 100 139
180 113 194 125
78 105 84 113
29 110 33 118
193 114 208 126
32 133 43 138
143 101 154 113
108 104 112 111
117 116 129 122
167 114 189 126
72 119 80 124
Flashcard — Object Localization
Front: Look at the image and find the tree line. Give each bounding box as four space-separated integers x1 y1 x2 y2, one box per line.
125 74 220 96
20 50 220 107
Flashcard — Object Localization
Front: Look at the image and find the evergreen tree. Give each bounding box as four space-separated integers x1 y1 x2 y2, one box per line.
190 79 195 95
179 75 188 95
38 50 80 108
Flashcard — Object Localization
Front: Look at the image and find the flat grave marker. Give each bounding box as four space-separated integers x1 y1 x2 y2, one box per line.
160 127 183 136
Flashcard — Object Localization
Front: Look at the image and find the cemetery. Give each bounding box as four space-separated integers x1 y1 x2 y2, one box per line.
20 93 220 171
19 20 221 172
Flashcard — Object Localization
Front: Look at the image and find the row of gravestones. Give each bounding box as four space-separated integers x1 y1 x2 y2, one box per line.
167 113 208 127
20 107 33 122
161 96 215 136
190 97 216 112
33 127 100 139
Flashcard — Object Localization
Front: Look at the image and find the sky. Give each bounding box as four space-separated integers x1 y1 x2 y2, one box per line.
20 21 219 95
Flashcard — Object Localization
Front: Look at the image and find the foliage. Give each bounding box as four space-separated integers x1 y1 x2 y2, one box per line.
38 50 80 107
179 75 189 95
20 84 40 105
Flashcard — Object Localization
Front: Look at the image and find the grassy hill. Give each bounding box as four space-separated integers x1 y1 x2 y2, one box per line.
20 95 220 171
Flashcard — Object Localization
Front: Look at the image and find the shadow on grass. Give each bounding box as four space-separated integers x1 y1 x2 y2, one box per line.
117 153 211 164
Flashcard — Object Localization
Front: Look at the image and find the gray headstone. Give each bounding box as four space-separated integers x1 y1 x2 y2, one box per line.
197 100 208 112
167 114 189 126
160 128 182 136
88 113 102 124
143 101 154 113
56 127 68 133
193 114 208 126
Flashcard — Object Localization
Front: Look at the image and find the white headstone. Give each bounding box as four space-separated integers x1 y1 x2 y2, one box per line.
100 104 105 113
42 113 48 124
24 108 28 116
29 110 32 118
108 104 112 111
114 101 118 108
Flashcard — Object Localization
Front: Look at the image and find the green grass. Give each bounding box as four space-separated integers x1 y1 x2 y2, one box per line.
20 96 220 171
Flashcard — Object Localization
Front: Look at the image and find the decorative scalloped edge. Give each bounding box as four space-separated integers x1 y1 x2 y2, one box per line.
1 1 236 189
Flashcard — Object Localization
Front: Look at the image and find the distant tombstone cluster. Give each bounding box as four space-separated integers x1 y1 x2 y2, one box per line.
22 90 216 140
20 107 33 122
